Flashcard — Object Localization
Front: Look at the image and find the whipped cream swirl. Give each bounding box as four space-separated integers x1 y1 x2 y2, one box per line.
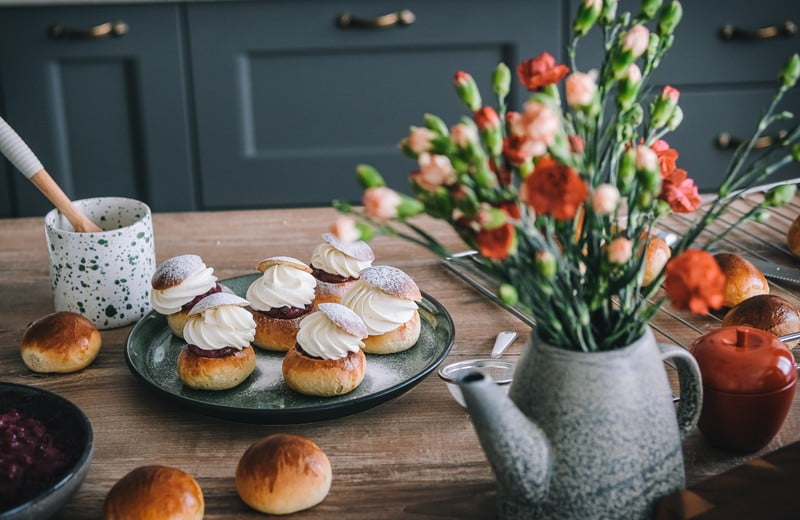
342 280 418 335
246 265 316 311
151 266 217 315
311 243 372 278
297 311 364 360
183 305 255 351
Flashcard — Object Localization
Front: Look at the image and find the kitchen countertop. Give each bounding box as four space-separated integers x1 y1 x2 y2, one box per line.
1 204 799 518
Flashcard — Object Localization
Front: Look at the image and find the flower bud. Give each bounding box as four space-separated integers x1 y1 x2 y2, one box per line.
640 0 662 21
599 0 618 26
779 54 800 89
573 0 603 37
622 24 650 58
635 144 658 173
607 237 633 264
656 199 672 217
646 33 660 63
499 283 519 305
650 85 680 128
452 185 480 216
405 126 436 155
423 113 449 136
329 216 360 243
754 210 771 224
492 62 512 98
592 184 621 215
764 184 797 207
535 250 557 279
565 71 598 109
450 123 478 148
792 142 800 162
625 103 645 127
618 147 637 194
356 221 373 241
637 168 662 194
667 105 684 131
396 195 425 219
453 71 482 112
474 163 499 189
636 189 653 209
658 1 683 36
363 186 401 219
478 206 508 230
474 106 501 131
356 164 386 188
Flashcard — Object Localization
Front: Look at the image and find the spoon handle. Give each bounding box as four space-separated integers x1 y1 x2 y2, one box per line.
0 116 101 233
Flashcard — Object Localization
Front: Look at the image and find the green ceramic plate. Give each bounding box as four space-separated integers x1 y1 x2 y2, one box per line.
125 273 454 424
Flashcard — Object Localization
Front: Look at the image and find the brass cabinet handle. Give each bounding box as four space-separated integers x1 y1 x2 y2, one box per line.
716 130 788 150
336 9 415 29
720 20 796 40
50 21 129 40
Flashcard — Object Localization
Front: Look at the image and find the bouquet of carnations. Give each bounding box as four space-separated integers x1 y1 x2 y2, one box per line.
333 0 800 352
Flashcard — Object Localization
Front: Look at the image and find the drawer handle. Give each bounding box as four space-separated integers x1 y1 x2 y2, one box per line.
336 9 415 29
720 20 796 40
50 20 129 40
716 130 788 150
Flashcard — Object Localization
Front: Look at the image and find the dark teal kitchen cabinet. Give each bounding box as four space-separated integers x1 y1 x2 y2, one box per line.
187 0 558 210
0 4 194 217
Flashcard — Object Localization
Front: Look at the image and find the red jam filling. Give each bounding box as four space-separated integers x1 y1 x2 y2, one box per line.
187 345 239 358
180 283 224 312
0 409 68 512
311 266 357 284
260 303 312 320
296 344 323 360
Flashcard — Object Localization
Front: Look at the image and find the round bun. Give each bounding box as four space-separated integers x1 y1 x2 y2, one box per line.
282 346 366 397
713 253 769 308
361 265 422 301
788 215 800 257
178 346 256 390
151 254 206 291
20 311 102 373
313 278 359 308
251 311 305 351
362 310 421 354
103 465 204 520
722 294 800 347
236 434 331 515
642 236 671 287
166 310 190 338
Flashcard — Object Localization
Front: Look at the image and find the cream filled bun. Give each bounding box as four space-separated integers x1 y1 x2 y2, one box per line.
151 254 220 338
178 293 257 391
342 265 422 354
247 256 317 352
311 232 375 307
282 303 368 397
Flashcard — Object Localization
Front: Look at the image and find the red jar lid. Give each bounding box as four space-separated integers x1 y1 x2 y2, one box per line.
689 326 797 394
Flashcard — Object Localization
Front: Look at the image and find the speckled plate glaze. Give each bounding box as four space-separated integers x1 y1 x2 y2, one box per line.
125 273 454 424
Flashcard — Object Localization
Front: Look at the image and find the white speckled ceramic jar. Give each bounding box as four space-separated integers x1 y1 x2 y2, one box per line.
44 197 156 329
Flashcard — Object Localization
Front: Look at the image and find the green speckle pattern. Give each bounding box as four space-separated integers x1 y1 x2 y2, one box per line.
45 197 156 330
125 274 454 423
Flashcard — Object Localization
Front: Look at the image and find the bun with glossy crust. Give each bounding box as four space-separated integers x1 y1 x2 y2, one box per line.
722 294 800 347
20 311 102 373
713 253 769 308
236 434 331 515
282 346 366 397
177 346 256 391
103 465 204 520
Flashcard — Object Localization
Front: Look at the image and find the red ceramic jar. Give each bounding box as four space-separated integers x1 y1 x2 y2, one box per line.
690 326 796 453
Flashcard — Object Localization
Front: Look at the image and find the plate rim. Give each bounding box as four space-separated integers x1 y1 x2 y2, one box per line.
124 274 454 423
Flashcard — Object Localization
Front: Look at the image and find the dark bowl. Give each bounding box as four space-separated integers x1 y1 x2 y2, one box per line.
0 382 94 520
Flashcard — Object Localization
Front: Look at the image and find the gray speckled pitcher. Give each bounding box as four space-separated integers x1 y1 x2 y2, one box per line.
458 329 702 519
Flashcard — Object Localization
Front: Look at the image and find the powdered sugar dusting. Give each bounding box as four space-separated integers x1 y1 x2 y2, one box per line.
188 292 249 315
152 254 205 289
322 232 375 262
257 256 312 273
361 265 421 301
318 303 368 338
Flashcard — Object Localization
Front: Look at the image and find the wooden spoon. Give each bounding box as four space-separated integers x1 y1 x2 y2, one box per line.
0 115 102 232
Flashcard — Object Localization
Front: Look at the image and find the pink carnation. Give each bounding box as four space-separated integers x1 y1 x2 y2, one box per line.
607 237 633 264
414 153 456 191
363 187 401 220
565 72 597 108
406 127 436 154
329 216 360 243
622 25 649 58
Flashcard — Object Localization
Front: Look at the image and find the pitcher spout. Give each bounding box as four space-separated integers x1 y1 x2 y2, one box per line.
458 372 552 506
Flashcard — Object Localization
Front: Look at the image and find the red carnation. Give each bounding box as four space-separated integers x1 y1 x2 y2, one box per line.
664 249 725 314
517 52 569 91
474 106 500 131
661 168 702 213
520 156 588 220
476 222 516 260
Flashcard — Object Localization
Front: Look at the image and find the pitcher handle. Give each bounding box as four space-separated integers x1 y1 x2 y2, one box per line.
658 343 703 441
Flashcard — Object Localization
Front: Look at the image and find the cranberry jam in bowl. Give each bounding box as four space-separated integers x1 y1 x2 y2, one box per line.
0 382 93 520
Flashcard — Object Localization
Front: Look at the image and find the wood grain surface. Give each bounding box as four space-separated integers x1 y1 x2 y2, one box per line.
1 200 799 518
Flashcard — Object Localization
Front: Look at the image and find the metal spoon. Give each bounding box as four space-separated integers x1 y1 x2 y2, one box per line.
490 331 518 358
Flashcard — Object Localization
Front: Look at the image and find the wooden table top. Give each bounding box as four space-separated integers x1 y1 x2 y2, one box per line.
1 202 799 518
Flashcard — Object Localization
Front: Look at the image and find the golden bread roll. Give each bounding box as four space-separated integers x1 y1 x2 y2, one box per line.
20 311 101 373
177 345 256 391
282 346 366 397
236 434 331 515
788 214 800 257
362 310 422 354
722 294 800 347
313 278 359 307
251 311 305 351
103 465 204 520
713 253 769 308
642 236 671 287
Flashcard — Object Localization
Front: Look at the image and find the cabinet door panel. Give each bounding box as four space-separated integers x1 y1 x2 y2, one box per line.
189 0 560 209
0 5 193 217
